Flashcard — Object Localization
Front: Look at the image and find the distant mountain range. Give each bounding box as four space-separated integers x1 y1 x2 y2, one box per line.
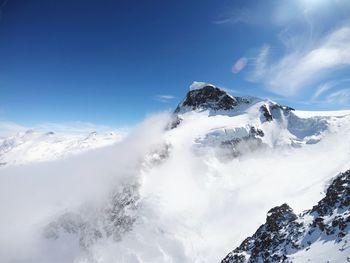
0 129 124 167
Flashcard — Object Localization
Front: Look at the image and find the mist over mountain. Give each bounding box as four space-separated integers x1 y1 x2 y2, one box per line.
2 0 350 261
0 83 349 262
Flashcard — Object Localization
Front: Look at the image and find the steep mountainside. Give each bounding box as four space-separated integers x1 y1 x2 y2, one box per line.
1 82 350 263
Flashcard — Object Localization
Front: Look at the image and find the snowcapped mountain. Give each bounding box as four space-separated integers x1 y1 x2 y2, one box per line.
1 82 349 263
0 129 124 167
171 81 340 152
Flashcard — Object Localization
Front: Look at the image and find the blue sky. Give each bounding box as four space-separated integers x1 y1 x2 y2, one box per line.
1 0 350 130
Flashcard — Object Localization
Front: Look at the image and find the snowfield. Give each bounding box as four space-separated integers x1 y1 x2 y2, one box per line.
0 83 349 262
0 129 124 167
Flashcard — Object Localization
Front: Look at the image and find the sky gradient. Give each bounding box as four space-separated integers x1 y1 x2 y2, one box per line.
1 0 350 129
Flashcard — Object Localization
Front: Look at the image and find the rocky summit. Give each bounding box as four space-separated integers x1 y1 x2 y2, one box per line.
175 84 239 113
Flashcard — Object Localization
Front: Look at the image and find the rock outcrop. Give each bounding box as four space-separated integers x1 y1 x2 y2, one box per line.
175 84 238 113
222 170 350 263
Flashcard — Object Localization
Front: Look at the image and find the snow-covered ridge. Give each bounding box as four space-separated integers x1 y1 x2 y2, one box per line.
172 82 344 151
0 129 124 167
221 170 350 263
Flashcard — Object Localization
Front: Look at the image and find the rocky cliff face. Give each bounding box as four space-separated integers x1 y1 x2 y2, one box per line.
174 83 255 114
175 84 238 113
221 170 350 263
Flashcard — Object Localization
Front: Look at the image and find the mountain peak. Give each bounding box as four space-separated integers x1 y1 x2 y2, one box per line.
189 81 216 91
175 82 239 113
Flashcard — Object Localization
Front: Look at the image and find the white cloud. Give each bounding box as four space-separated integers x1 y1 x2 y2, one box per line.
0 113 171 263
326 88 350 105
213 8 254 25
312 82 334 101
251 25 350 97
154 95 176 103
250 45 270 81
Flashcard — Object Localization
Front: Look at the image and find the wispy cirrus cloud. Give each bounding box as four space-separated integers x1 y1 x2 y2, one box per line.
326 88 350 105
153 95 176 103
217 0 350 107
249 45 270 80
312 82 334 101
213 8 255 25
250 25 350 97
311 79 350 101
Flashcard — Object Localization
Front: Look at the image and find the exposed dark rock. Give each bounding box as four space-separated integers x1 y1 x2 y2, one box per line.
222 204 299 263
175 85 238 113
265 204 297 232
260 105 273 122
221 170 350 263
311 170 350 216
260 103 295 123
249 126 264 137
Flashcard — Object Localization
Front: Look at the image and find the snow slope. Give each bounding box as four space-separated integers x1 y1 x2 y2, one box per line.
0 82 349 263
0 129 124 167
